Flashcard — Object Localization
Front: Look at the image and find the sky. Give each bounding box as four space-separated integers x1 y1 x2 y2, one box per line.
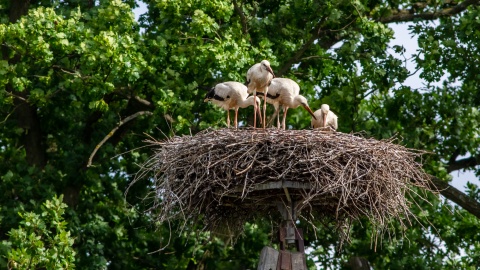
389 23 479 192
132 3 479 192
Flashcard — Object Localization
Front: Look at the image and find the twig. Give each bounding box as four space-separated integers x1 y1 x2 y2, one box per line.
4 91 27 102
127 128 435 246
0 104 21 125
87 111 153 167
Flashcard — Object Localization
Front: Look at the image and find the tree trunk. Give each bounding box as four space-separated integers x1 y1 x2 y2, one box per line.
9 0 31 22
6 0 47 168
13 92 47 168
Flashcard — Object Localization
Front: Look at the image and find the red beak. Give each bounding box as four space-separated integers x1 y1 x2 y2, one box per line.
266 66 275 78
303 105 316 120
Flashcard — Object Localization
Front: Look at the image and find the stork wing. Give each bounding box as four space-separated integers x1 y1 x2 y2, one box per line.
246 67 254 85
224 81 248 100
280 78 300 96
210 83 232 101
330 113 338 130
267 78 282 97
311 109 323 128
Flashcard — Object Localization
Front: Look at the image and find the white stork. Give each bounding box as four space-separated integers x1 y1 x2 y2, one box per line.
246 60 275 128
311 104 338 130
204 81 262 128
257 78 316 130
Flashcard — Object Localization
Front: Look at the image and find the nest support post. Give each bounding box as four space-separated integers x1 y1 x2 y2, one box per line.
274 190 307 270
258 183 309 270
258 199 307 270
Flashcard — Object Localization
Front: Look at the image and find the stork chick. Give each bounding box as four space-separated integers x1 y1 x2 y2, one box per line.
257 78 316 130
311 104 338 130
246 60 275 129
204 81 262 128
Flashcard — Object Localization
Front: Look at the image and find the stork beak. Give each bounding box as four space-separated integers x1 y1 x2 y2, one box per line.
266 66 275 78
323 113 327 127
303 104 316 120
256 103 263 125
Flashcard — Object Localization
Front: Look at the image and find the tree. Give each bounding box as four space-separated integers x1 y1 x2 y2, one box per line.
0 0 479 269
0 1 167 268
3 195 75 269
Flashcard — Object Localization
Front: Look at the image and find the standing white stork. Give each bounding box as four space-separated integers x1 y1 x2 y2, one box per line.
246 60 275 128
257 78 317 130
204 81 262 128
311 104 338 130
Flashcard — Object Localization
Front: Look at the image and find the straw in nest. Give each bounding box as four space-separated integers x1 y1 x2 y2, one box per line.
128 128 434 245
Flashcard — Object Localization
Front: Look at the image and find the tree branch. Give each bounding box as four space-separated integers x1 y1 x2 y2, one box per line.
87 111 153 167
52 65 91 79
233 0 248 35
5 91 27 102
430 176 480 220
447 155 480 173
277 17 329 77
0 104 20 125
133 95 154 108
448 149 460 165
378 0 480 24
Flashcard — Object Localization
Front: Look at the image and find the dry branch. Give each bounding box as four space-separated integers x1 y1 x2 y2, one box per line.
87 111 153 167
128 128 435 244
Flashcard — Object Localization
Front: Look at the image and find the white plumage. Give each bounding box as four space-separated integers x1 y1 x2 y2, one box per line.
204 81 262 128
311 104 338 130
246 60 275 128
259 78 316 130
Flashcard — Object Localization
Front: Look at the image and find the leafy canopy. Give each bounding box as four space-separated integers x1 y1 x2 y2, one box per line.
0 0 479 269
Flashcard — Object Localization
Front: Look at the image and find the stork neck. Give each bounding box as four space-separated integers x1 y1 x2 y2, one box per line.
291 96 305 108
238 97 255 108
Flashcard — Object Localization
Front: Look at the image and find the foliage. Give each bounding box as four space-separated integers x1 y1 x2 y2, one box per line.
0 0 479 269
2 195 75 269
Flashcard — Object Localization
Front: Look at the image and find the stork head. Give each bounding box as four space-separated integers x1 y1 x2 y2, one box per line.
203 87 215 102
260 60 275 78
295 95 317 120
320 104 330 114
320 104 330 127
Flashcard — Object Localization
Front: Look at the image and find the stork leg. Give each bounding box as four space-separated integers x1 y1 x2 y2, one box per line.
282 107 289 130
234 108 239 129
253 91 257 128
256 104 263 126
227 110 231 128
277 106 281 129
263 89 268 129
267 106 279 128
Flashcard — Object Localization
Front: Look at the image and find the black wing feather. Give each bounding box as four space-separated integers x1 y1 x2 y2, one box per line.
256 92 281 99
204 87 216 100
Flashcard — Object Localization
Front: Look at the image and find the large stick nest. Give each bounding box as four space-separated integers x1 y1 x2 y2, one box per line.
130 128 434 242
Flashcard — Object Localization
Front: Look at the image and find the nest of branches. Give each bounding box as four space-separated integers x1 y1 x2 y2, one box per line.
129 128 435 244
